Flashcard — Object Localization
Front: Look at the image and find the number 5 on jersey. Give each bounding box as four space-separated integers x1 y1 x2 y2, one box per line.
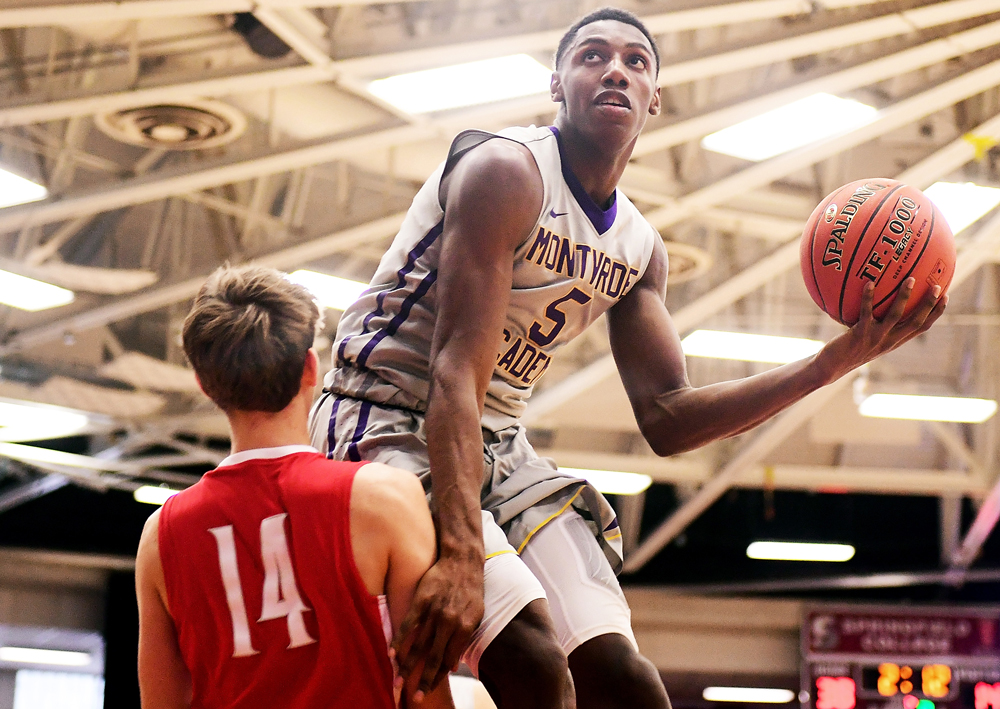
529 287 592 347
210 513 316 657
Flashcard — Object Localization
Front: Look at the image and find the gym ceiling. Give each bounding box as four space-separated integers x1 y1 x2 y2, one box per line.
0 0 999 596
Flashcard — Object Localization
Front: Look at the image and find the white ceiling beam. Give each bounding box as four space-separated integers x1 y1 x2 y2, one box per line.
251 7 420 124
521 93 1000 425
544 449 987 497
621 206 1000 573
0 124 428 233
3 0 983 128
0 212 407 356
644 54 1000 231
0 0 428 28
0 0 814 32
655 0 1000 89
635 17 1000 157
622 378 851 573
8 23 998 239
0 65 332 129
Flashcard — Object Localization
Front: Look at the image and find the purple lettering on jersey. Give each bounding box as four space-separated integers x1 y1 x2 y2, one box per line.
525 227 551 264
606 262 627 298
544 234 560 270
556 238 576 277
594 255 613 293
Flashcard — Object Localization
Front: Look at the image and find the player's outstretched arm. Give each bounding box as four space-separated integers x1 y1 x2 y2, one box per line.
608 239 947 456
136 509 192 709
393 138 543 693
351 463 455 708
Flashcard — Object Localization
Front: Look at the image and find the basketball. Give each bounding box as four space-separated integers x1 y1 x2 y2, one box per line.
800 178 956 325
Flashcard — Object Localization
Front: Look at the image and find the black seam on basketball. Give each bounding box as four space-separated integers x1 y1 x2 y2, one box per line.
837 183 905 323
808 195 831 313
873 208 936 312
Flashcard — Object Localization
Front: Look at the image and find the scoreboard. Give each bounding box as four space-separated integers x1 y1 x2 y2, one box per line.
802 605 1000 709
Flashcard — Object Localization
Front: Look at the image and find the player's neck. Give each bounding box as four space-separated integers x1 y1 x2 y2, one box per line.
554 116 636 207
225 396 313 454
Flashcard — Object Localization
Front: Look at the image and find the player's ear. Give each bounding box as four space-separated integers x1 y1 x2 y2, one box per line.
193 372 208 398
648 85 661 117
550 71 564 104
302 348 319 389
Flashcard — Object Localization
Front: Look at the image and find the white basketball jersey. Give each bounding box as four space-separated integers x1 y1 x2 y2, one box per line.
328 125 658 430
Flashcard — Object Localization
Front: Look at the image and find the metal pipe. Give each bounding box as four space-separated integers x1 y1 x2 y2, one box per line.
622 205 1000 574
644 54 1000 231
635 17 1000 157
0 211 407 355
621 379 851 573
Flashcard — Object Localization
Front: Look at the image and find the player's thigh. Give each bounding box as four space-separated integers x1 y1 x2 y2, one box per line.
518 510 636 655
462 512 547 676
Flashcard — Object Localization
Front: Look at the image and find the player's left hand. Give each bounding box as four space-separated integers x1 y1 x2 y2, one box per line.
391 553 484 697
816 277 947 382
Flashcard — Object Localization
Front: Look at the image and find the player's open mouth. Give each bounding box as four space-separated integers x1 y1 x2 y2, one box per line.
595 91 631 110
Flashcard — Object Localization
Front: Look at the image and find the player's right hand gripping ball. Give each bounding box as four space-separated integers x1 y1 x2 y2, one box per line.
800 178 956 325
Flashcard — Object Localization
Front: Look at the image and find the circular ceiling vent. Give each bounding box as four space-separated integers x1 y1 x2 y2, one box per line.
664 241 713 284
95 99 247 151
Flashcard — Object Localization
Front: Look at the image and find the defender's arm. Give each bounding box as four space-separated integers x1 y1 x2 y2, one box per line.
136 509 192 709
393 138 543 692
609 239 947 457
351 463 454 708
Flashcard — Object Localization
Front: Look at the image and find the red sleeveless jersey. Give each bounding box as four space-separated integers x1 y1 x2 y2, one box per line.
158 447 395 709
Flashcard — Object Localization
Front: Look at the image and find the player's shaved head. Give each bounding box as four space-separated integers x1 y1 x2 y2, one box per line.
183 265 320 412
554 7 660 75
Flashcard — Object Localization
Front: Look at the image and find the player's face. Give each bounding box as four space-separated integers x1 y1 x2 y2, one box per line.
552 21 661 143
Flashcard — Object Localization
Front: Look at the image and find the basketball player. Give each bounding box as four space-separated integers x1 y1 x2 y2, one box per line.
135 266 453 708
310 7 947 708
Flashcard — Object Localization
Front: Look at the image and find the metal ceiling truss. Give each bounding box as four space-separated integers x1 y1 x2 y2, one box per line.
0 0 997 557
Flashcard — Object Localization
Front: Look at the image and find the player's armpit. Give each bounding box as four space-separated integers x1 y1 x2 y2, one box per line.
136 509 192 709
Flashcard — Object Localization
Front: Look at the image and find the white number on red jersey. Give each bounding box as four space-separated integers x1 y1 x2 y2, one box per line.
209 513 317 657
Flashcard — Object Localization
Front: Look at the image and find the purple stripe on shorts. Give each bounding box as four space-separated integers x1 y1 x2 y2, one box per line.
325 394 343 459
347 400 373 463
336 220 444 367
356 269 438 368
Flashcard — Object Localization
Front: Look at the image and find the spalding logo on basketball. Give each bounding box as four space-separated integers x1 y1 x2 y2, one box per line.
800 178 956 325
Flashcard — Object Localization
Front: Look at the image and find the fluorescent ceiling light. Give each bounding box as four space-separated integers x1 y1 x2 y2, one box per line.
859 393 997 423
704 688 796 703
0 168 47 209
562 467 653 495
747 541 855 562
681 330 824 364
368 54 552 114
287 270 367 312
923 181 1000 234
0 400 89 442
0 269 73 311
0 647 89 667
701 93 877 161
134 485 181 506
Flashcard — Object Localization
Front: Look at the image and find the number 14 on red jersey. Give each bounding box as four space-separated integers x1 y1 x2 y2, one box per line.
209 513 316 657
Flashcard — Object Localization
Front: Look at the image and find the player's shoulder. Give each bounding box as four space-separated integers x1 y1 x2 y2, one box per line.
351 463 426 520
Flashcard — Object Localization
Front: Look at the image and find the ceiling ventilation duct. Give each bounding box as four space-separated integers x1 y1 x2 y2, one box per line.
231 13 292 59
94 99 247 151
663 242 713 283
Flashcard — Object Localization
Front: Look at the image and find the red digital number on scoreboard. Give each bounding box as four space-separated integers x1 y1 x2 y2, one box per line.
975 682 1000 709
817 677 856 709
